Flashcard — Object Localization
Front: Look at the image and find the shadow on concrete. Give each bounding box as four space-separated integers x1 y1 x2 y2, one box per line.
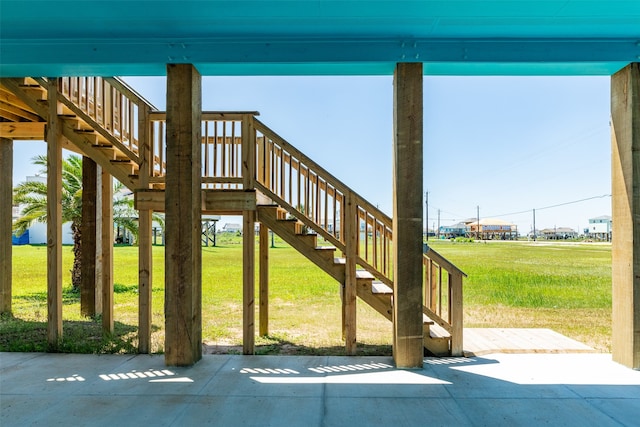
0 314 138 353
2 352 638 426
203 335 392 356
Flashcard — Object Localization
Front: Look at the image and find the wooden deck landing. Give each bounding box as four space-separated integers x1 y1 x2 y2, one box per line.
463 328 596 357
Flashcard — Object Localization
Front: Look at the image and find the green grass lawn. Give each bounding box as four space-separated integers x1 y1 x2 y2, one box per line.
1 238 612 354
428 240 612 351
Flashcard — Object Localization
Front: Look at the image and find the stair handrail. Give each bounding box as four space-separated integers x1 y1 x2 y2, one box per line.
253 117 393 286
423 245 466 356
51 76 145 166
105 77 157 111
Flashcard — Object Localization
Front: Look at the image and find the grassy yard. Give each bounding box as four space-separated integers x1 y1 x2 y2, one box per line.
428 240 612 352
0 238 612 354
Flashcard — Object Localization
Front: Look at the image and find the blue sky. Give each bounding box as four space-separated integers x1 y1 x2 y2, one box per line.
13 75 611 234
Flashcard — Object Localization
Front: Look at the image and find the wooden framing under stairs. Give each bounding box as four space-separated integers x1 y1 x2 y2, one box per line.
0 78 141 190
1 75 465 361
256 203 452 356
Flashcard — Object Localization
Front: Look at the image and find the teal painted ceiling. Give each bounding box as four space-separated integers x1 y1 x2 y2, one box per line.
1 0 639 76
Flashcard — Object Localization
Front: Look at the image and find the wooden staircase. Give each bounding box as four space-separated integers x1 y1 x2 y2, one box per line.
256 204 460 356
0 77 151 191
1 75 465 356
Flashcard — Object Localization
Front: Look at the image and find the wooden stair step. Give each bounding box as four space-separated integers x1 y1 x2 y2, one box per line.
58 115 81 128
355 270 375 281
371 281 393 294
422 314 435 326
315 245 337 259
275 207 288 220
19 85 47 99
296 233 318 245
74 129 99 144
427 322 450 338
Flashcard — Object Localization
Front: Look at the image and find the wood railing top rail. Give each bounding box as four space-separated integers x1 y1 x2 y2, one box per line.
149 111 260 121
105 77 158 111
424 245 467 277
254 117 392 230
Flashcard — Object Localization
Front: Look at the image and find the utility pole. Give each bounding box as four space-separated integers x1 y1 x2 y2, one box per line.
476 205 480 240
437 209 441 239
425 191 429 241
532 208 536 241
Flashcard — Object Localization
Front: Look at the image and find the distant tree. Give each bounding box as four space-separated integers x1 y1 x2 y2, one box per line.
112 180 164 245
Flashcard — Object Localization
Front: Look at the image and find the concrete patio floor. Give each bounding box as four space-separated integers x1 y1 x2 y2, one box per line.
1 352 639 426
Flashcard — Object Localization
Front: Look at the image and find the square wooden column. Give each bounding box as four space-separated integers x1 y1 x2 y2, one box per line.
392 63 424 368
243 210 255 354
259 223 269 337
0 138 12 314
101 170 113 334
611 63 640 369
138 104 153 353
138 208 153 353
344 192 358 355
164 64 202 366
81 157 101 317
47 78 63 347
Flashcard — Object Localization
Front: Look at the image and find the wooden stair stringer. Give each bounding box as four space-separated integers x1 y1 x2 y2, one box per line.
0 78 49 119
356 280 393 321
58 117 139 190
257 205 345 283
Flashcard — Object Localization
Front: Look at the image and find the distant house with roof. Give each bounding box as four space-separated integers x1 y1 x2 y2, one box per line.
438 222 468 239
540 227 578 240
586 215 612 241
467 218 517 240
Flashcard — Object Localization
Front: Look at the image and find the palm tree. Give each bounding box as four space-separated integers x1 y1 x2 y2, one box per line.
112 180 164 245
12 154 164 292
13 155 84 291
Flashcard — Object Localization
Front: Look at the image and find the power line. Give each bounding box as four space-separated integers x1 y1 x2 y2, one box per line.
486 194 611 219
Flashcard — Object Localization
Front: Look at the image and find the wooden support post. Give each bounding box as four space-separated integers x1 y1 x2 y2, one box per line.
344 192 357 355
138 208 153 353
101 170 113 334
611 63 640 369
449 272 464 356
81 157 98 317
47 78 63 347
0 138 12 314
259 223 269 336
257 134 266 185
242 114 256 189
138 102 153 353
243 210 256 354
95 166 103 316
164 64 202 366
392 63 424 368
138 106 151 188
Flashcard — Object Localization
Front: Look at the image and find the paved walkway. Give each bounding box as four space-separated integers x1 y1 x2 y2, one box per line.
1 352 639 426
464 328 597 356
